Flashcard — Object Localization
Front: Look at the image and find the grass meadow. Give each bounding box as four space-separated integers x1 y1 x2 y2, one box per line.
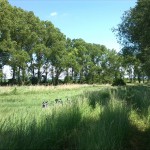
0 84 150 150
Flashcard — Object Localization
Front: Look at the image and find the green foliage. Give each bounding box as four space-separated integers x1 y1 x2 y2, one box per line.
64 75 73 84
30 76 38 85
115 0 150 78
0 0 125 85
112 78 126 86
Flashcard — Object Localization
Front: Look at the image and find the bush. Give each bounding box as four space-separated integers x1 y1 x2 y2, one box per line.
112 78 126 86
30 76 38 85
64 76 73 84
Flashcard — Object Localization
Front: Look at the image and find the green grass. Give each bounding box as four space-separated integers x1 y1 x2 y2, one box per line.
0 84 150 150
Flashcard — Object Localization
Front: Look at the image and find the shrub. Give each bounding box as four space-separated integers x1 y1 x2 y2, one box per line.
64 76 73 84
112 78 126 86
30 76 38 85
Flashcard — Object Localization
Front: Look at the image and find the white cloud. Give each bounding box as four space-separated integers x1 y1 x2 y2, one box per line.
50 12 58 17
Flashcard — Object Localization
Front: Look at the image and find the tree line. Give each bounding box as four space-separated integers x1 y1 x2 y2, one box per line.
114 0 150 83
0 0 149 85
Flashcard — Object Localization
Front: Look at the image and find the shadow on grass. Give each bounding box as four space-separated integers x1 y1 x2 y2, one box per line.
110 85 150 115
0 85 150 150
78 100 131 150
0 100 132 150
125 124 150 150
1 102 150 150
0 106 81 150
82 85 150 150
86 89 111 109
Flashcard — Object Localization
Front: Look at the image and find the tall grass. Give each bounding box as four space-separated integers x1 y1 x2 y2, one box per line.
77 100 129 150
0 85 150 149
111 85 150 130
0 105 81 150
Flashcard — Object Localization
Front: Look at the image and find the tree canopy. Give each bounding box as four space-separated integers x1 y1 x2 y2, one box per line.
115 0 150 78
1 0 149 85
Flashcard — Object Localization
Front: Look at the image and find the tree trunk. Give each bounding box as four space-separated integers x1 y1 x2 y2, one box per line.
31 61 35 77
37 67 41 84
45 71 48 83
12 66 16 84
22 68 26 85
17 67 21 85
138 74 141 83
65 68 69 84
51 66 54 85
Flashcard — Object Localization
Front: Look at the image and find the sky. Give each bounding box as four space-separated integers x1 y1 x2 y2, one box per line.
8 0 137 52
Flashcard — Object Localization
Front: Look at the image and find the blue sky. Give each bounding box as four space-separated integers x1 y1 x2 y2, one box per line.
8 0 137 51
